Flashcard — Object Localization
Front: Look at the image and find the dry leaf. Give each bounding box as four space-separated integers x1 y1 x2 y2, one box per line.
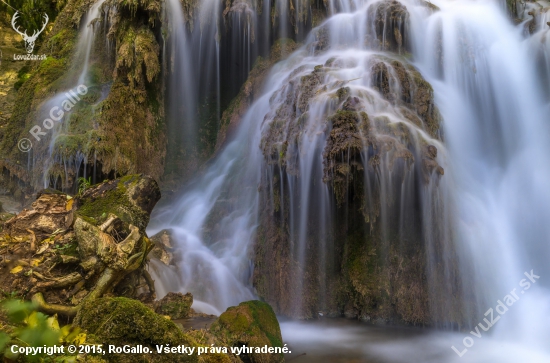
30 258 42 267
10 265 23 274
66 199 74 211
36 243 50 255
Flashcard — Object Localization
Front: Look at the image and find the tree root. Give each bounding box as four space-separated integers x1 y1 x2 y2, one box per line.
32 267 117 318
30 272 82 293
32 293 79 317
142 269 156 295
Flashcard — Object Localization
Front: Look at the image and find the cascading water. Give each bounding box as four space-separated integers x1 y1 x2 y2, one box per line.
151 0 550 361
152 0 455 316
39 0 109 190
162 0 324 182
411 0 550 355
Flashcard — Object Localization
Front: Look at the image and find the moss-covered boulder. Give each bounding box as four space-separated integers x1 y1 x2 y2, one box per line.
74 297 197 363
155 292 193 320
210 300 284 363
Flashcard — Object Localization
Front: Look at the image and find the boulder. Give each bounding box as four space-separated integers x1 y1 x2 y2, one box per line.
74 297 197 363
210 300 284 363
76 174 161 233
150 229 175 266
155 292 193 320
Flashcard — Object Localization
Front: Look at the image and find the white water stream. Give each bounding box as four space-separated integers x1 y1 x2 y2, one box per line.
39 0 107 189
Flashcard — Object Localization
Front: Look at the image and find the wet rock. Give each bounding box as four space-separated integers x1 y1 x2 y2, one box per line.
255 53 447 322
155 292 193 320
150 229 175 265
210 300 284 363
423 1 440 12
309 25 330 54
216 39 299 152
368 0 410 53
370 57 441 138
359 313 371 322
344 305 359 319
323 110 371 205
422 145 444 181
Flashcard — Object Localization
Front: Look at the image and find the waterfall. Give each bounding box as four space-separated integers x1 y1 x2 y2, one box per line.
38 0 109 190
152 0 550 358
413 0 550 352
151 0 452 318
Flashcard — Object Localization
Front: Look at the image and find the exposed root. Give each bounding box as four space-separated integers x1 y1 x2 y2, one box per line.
32 293 79 317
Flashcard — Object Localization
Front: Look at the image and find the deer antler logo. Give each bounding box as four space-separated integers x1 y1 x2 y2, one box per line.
11 11 49 54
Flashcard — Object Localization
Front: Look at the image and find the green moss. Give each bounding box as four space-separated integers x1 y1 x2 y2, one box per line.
13 65 32 90
74 297 197 363
76 175 144 229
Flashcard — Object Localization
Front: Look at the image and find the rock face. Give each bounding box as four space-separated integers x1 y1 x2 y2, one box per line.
252 42 464 323
216 39 300 152
0 175 160 317
368 0 410 53
210 301 285 363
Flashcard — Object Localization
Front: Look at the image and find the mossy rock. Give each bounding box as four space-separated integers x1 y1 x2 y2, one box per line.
76 174 161 232
155 292 193 320
74 297 197 363
210 300 284 363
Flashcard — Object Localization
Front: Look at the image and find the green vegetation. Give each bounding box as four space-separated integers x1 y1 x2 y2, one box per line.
0 298 85 361
0 0 65 30
77 176 92 195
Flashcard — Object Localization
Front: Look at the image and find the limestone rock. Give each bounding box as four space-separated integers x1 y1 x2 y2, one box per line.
150 229 175 265
76 174 161 233
368 0 410 53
